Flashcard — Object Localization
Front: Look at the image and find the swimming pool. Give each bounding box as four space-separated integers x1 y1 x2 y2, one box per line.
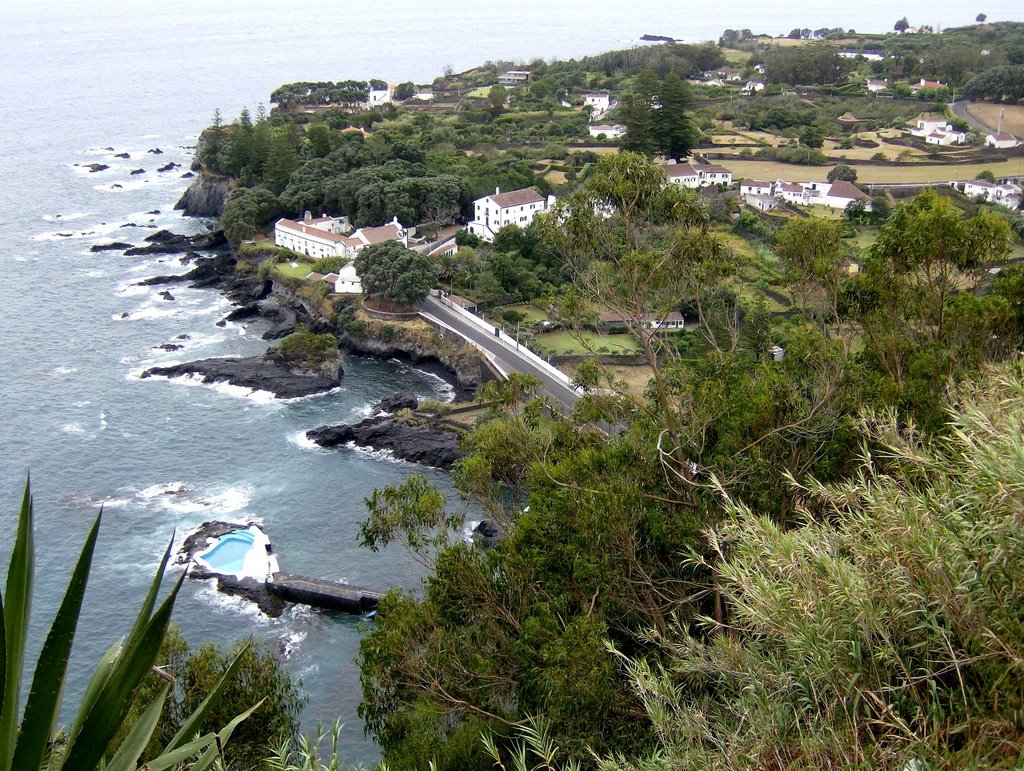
198 530 256 574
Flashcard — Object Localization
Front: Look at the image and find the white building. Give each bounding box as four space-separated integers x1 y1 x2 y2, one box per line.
742 81 765 95
986 133 1021 149
333 263 362 294
274 213 410 259
744 193 778 211
598 311 685 331
467 187 555 242
926 129 967 146
910 116 966 145
840 50 884 61
663 161 732 188
911 78 947 92
958 179 1022 209
583 92 612 115
498 70 531 87
740 180 773 197
771 179 871 211
866 78 889 93
367 86 392 106
589 124 627 139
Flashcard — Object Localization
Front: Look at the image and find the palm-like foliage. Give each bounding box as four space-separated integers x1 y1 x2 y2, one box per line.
0 480 256 770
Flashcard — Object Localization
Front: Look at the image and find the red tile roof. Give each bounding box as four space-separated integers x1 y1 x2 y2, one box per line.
490 188 545 208
827 180 869 201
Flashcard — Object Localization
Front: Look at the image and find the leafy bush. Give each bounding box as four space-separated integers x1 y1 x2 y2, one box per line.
270 325 338 369
774 145 828 165
419 398 452 416
312 255 347 274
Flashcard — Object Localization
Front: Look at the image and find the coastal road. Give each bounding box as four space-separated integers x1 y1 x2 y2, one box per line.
418 295 582 413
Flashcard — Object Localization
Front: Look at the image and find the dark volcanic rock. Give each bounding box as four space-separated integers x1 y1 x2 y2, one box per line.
90 242 133 252
372 392 419 414
137 251 235 287
111 184 122 189
155 343 183 351
129 168 146 175
157 162 180 172
124 229 226 256
114 152 131 159
84 163 108 172
181 171 195 178
175 174 232 217
307 416 462 469
141 355 342 399
473 520 500 548
339 332 477 399
147 147 163 154
222 302 261 322
147 209 161 215
159 290 175 301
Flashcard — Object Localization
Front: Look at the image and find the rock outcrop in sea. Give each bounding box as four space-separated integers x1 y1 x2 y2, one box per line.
175 172 232 217
141 352 342 399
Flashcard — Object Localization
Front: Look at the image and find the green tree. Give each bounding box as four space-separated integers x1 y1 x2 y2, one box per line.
201 108 227 173
354 241 436 308
393 81 416 100
306 123 334 159
895 16 910 32
488 84 507 115
653 72 698 160
775 217 847 330
220 186 281 244
619 69 659 156
264 126 301 195
225 107 254 176
827 163 857 183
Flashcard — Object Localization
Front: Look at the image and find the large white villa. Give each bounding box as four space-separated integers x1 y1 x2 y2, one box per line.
466 187 556 242
274 213 411 259
663 161 733 188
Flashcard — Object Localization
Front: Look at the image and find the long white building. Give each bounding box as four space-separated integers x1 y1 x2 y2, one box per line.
663 161 732 188
467 187 555 242
274 213 410 259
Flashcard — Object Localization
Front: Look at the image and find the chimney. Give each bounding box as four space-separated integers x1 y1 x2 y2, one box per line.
495 186 500 195
304 211 312 222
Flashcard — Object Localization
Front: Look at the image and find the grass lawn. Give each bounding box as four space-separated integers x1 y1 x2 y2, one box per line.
494 304 550 323
466 86 490 98
272 261 316 281
535 331 640 355
563 362 654 399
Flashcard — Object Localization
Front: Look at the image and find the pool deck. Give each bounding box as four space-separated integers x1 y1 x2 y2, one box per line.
266 572 382 614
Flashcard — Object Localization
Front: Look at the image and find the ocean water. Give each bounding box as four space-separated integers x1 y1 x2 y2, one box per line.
1 0 1020 762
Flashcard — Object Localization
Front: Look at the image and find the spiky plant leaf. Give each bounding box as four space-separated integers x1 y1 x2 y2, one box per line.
0 481 35 771
103 682 170 771
10 512 100 771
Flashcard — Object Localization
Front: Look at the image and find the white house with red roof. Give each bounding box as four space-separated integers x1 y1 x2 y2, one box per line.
768 179 871 211
663 161 732 188
467 187 556 242
986 133 1020 149
274 212 410 259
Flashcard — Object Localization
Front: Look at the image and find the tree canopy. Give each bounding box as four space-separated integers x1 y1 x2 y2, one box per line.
354 241 436 308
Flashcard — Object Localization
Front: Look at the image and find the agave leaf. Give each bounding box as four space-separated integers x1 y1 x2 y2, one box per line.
163 639 253 753
178 698 265 771
60 570 183 771
126 535 174 648
139 732 217 771
64 639 122 751
0 480 35 771
103 682 169 771
11 512 101 771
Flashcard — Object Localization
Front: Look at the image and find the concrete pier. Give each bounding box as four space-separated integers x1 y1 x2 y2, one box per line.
266 572 383 614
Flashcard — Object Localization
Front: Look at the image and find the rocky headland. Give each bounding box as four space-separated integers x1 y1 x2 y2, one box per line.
141 351 342 399
306 394 464 469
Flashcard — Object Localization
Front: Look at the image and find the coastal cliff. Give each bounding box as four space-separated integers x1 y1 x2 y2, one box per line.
175 172 232 217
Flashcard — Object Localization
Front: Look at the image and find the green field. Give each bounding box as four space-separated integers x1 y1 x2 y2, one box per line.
272 261 316 280
535 331 641 355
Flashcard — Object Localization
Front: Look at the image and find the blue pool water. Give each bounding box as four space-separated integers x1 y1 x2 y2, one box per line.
202 530 256 573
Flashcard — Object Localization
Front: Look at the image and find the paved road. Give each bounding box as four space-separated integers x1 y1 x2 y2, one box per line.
951 100 993 133
418 295 581 412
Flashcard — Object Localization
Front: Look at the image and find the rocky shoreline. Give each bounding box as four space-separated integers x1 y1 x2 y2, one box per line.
307 393 464 469
141 353 343 399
